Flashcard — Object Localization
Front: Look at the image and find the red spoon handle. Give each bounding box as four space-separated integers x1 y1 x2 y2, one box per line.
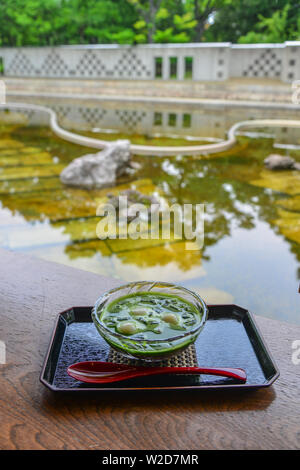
144 366 246 381
67 361 246 384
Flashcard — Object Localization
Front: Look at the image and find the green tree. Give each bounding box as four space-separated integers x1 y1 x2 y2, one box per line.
188 0 228 42
239 3 300 43
60 0 137 44
0 0 299 46
155 0 232 43
153 0 196 43
205 0 300 43
0 0 62 46
128 0 227 43
0 0 138 46
128 0 163 43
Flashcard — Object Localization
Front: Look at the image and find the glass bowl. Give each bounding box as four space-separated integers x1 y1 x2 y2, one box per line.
92 281 208 361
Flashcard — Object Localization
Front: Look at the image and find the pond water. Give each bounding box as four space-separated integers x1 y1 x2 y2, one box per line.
0 101 299 324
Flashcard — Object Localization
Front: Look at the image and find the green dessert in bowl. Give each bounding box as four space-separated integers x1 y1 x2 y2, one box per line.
92 281 208 360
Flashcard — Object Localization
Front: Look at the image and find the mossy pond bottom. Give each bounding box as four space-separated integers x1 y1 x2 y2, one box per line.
0 121 300 324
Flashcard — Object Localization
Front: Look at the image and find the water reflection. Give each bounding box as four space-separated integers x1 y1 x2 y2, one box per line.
5 95 300 145
0 116 299 323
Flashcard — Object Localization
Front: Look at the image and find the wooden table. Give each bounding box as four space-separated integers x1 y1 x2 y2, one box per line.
0 248 299 450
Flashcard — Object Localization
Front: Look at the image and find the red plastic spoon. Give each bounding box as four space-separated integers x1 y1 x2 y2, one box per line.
67 361 247 384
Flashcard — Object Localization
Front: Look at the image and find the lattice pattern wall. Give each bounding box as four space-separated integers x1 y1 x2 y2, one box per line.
285 45 299 82
242 49 282 78
0 43 299 82
2 48 152 79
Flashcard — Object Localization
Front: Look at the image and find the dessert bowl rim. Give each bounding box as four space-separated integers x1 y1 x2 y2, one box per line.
92 281 208 344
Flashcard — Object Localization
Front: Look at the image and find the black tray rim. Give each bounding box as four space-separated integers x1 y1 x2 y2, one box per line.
40 304 280 392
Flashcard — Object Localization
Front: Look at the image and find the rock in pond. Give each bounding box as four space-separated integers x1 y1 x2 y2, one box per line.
60 140 131 189
264 154 299 171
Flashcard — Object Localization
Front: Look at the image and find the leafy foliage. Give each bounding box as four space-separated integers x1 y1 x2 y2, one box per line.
205 0 300 43
0 0 299 45
0 0 137 46
238 4 300 43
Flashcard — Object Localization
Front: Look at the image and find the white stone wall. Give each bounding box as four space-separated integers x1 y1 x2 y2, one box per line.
0 42 299 82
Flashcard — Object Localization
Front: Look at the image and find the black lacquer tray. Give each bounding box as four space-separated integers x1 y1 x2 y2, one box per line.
40 305 279 392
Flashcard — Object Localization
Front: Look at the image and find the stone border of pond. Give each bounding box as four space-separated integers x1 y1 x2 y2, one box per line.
1 101 300 157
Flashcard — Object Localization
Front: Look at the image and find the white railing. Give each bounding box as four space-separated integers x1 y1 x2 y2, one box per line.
0 42 299 82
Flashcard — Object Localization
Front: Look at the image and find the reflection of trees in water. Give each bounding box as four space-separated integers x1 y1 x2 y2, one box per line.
9 124 95 165
1 130 300 273
147 137 300 264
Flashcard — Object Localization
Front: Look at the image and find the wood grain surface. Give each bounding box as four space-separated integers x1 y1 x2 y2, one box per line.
0 248 299 450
